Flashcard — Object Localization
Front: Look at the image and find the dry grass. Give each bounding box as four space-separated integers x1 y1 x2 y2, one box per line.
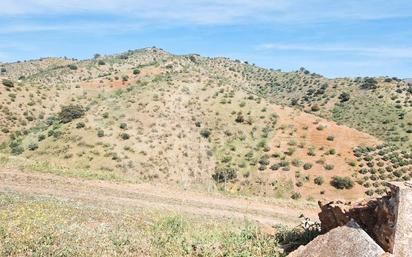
0 192 285 257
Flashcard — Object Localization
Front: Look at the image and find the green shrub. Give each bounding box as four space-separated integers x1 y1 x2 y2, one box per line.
98 60 105 65
324 164 334 170
68 64 78 70
120 123 128 129
270 164 280 171
120 133 130 140
133 69 140 75
212 166 237 183
97 130 104 137
338 92 350 102
2 79 14 88
9 140 24 155
38 134 46 141
326 135 334 141
331 176 354 189
235 112 244 123
28 143 39 151
311 104 320 112
303 163 313 170
76 122 86 129
58 105 85 123
200 128 211 138
291 192 301 200
314 176 324 185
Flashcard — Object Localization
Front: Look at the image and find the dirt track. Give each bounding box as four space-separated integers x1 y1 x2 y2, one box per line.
0 168 318 226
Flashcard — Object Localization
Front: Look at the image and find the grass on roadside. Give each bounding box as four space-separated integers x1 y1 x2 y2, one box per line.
0 192 287 257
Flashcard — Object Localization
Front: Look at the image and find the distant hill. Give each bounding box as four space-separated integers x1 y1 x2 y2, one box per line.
0 47 411 201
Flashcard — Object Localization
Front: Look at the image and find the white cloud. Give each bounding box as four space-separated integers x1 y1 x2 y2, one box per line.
257 43 412 58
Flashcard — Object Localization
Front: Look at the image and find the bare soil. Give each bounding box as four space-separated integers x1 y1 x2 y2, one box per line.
0 168 318 226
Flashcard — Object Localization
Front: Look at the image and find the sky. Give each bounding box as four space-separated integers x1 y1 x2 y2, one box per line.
0 0 411 78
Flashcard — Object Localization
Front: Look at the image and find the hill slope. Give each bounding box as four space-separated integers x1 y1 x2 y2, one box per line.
1 48 411 200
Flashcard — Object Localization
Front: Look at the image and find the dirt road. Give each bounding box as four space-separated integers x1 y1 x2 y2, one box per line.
0 168 318 226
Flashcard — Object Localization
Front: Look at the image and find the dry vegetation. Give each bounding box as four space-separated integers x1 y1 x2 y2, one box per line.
1 47 411 201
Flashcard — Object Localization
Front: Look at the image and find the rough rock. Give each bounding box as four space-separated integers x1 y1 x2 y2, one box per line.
288 220 387 257
390 182 412 257
318 192 396 252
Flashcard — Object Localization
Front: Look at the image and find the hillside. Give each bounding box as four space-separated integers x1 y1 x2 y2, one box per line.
1 48 411 201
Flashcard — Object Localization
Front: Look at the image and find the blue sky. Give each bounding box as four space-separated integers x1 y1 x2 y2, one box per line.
0 0 411 78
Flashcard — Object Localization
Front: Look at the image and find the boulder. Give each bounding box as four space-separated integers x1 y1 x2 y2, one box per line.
288 220 387 257
318 193 396 252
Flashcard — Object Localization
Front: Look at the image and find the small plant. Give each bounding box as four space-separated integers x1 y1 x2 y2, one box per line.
235 112 244 123
38 134 46 141
200 128 211 138
326 135 334 141
68 64 78 70
120 133 130 140
58 105 85 123
76 122 86 129
331 176 354 189
311 104 320 112
9 140 24 155
212 166 237 183
97 130 104 137
324 164 334 170
338 92 350 102
291 192 301 200
120 123 128 129
28 143 39 151
303 163 313 170
2 79 14 88
314 176 324 185
133 69 140 75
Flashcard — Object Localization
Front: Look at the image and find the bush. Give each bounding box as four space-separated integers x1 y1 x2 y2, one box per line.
270 164 280 171
324 164 334 170
28 143 38 151
97 130 104 137
120 133 130 140
314 176 324 185
338 92 350 102
360 77 378 90
212 166 237 183
58 105 85 123
303 163 313 170
68 64 78 70
326 135 334 141
98 60 105 65
9 140 24 155
291 192 301 200
200 128 211 138
235 112 244 123
2 79 14 88
331 176 354 189
133 69 140 75
38 134 46 141
76 122 85 129
120 123 128 129
310 104 320 112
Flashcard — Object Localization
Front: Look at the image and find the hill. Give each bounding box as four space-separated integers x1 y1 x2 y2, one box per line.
1 48 411 201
